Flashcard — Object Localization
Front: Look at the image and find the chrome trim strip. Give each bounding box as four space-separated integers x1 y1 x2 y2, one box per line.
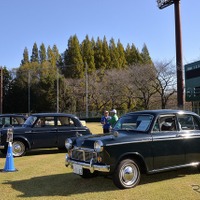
106 139 152 146
0 145 4 149
149 162 200 174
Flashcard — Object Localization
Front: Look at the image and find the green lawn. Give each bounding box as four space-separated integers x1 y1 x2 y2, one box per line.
0 122 200 200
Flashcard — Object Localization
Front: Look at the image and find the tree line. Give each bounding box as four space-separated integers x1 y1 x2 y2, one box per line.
1 35 177 116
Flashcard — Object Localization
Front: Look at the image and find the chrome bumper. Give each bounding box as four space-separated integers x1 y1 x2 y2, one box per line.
65 153 110 173
0 145 4 149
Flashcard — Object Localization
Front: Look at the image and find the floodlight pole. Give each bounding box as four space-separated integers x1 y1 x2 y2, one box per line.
157 0 184 109
0 67 3 114
174 0 184 109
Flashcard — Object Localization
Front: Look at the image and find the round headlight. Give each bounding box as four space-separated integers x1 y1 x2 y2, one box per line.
94 140 104 152
65 138 73 150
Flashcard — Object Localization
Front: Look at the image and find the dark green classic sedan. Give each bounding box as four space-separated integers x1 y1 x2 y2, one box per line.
65 110 200 189
0 113 91 157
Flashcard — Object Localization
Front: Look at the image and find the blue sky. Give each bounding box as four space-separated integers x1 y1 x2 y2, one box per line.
1 0 200 69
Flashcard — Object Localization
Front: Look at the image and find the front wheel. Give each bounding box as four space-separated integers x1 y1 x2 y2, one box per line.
113 159 141 189
12 140 26 157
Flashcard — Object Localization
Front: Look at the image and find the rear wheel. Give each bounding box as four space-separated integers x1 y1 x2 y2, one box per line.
113 159 141 189
12 140 26 157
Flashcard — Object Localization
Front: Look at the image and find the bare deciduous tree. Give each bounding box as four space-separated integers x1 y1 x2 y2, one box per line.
154 61 177 109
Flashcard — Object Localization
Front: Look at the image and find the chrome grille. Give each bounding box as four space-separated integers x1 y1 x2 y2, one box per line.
71 149 97 162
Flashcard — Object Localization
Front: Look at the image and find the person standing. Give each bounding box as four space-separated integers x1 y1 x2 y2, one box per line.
109 109 118 128
100 111 111 133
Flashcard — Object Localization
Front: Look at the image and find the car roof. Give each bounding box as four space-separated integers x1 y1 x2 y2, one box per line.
29 113 78 118
0 114 26 117
125 109 198 116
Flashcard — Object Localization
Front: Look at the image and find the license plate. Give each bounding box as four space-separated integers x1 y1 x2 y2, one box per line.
73 164 83 175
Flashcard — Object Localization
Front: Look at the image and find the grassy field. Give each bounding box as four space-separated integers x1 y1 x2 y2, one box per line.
0 122 200 200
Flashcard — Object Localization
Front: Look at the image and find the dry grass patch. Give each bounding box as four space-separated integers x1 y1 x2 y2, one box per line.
0 123 200 200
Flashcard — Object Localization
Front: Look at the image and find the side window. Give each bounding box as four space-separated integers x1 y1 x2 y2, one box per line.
12 117 24 125
0 117 3 126
177 114 200 130
152 120 160 132
44 117 55 127
152 115 177 132
57 117 75 127
0 117 10 126
35 117 55 127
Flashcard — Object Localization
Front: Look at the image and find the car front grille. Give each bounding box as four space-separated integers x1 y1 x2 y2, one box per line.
71 148 97 163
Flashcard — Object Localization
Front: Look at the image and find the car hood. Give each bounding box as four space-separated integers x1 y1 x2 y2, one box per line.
74 130 150 149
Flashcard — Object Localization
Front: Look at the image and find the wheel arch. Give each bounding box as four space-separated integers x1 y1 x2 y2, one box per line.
13 136 31 150
115 152 147 174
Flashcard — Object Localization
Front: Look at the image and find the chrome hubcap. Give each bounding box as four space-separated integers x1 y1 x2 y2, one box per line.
120 164 138 186
12 142 24 156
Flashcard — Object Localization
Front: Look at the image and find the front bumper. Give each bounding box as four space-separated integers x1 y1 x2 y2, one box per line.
65 153 110 173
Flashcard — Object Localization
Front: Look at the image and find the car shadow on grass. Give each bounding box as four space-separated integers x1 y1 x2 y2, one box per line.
25 148 67 156
1 168 199 198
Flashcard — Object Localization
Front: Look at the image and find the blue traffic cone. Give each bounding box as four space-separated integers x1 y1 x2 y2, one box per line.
3 142 17 172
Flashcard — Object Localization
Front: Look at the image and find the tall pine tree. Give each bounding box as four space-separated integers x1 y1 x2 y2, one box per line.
21 47 29 65
117 39 127 68
94 37 104 70
141 43 153 65
109 38 120 69
125 43 143 65
64 35 83 78
31 42 39 63
81 35 95 74
39 43 47 63
102 36 111 70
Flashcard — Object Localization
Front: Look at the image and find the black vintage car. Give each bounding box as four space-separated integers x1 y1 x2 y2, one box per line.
65 109 200 189
0 113 91 157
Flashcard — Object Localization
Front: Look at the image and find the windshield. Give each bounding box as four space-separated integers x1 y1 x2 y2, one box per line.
114 114 154 132
24 116 37 126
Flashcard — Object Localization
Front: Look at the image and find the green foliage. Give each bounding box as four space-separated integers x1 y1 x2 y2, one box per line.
21 47 29 65
94 37 104 70
81 35 95 74
2 34 162 114
39 43 47 63
109 38 120 69
47 45 60 67
141 43 153 64
30 42 39 63
64 35 84 78
125 44 143 65
117 40 127 68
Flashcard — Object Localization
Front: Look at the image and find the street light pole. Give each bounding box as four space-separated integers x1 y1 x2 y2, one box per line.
28 71 31 114
57 66 59 113
85 62 89 118
157 0 184 109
